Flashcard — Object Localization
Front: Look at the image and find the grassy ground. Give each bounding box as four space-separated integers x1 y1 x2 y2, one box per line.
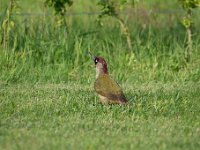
0 82 200 150
0 0 200 150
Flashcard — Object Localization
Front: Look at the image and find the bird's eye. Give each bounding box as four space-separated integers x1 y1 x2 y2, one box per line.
95 59 98 64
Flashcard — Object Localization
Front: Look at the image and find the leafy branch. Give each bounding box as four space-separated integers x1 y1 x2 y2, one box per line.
179 0 200 61
98 0 138 52
44 0 73 29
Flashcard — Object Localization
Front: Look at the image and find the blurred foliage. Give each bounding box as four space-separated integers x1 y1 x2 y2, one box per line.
179 0 200 9
97 0 138 21
97 0 139 52
178 0 200 61
44 0 73 28
179 0 200 28
44 0 73 15
0 0 200 83
0 0 20 50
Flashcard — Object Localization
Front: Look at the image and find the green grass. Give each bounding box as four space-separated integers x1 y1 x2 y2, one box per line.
0 82 200 150
0 0 200 149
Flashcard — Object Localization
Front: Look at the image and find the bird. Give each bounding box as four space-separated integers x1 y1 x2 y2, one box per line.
89 52 128 104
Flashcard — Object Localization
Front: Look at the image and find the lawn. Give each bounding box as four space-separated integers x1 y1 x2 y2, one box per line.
0 82 200 150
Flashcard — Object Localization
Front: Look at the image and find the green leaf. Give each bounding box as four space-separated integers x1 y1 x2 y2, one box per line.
181 17 192 28
179 0 200 9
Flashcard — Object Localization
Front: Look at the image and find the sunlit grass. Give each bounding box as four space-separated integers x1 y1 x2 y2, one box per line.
0 0 200 149
0 83 200 150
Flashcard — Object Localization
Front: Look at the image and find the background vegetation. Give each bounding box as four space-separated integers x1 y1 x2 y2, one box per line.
0 0 200 150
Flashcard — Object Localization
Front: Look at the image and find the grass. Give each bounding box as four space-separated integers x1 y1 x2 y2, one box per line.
0 0 200 149
0 82 200 150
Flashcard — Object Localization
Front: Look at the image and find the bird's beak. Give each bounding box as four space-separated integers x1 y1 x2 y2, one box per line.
88 51 96 61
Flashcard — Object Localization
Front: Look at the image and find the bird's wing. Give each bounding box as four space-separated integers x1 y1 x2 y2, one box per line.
94 74 127 103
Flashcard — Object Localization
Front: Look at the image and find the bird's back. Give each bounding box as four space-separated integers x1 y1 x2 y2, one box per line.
94 74 128 104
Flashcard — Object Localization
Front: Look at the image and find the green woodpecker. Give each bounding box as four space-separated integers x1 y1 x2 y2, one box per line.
90 54 128 104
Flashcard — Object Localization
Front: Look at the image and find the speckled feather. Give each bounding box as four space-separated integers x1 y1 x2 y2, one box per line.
94 74 128 104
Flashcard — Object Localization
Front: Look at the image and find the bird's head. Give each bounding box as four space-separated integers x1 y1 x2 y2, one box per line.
89 52 108 77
